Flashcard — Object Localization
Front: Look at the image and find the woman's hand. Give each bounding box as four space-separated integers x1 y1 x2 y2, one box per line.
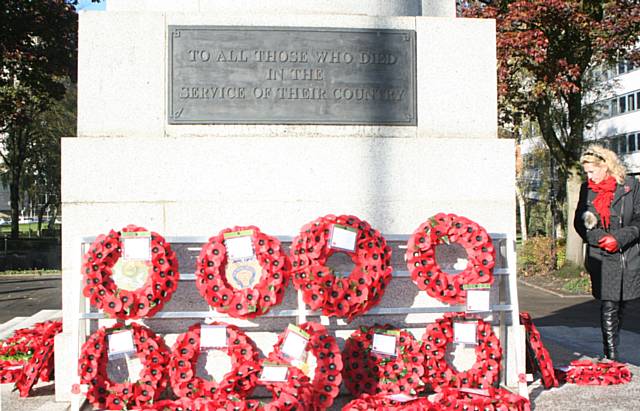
598 235 619 253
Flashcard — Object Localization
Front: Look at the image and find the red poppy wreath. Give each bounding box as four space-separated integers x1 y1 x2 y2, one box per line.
431 387 530 411
406 213 495 305
14 320 63 397
195 226 290 319
519 312 558 389
267 321 343 410
139 397 212 411
290 214 393 320
82 225 180 319
168 322 260 401
564 359 632 385
343 393 436 411
342 324 426 397
422 313 501 389
78 322 170 410
0 320 61 385
215 361 314 411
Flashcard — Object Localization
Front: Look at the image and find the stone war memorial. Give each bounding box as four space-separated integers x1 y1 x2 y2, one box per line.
58 0 526 409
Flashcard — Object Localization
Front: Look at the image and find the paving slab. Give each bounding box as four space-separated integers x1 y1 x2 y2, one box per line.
529 326 640 411
0 310 61 340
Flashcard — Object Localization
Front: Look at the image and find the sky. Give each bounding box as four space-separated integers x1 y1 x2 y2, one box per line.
75 0 106 11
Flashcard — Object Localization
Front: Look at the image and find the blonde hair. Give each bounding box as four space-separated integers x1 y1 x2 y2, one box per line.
580 144 626 184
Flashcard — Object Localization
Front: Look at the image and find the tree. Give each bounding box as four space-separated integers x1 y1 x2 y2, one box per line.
463 0 640 265
0 1 80 238
26 83 76 235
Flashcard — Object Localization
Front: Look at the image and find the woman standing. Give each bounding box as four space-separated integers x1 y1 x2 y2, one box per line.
574 145 640 361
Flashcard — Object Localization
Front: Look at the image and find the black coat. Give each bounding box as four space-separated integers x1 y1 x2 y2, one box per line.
574 176 640 301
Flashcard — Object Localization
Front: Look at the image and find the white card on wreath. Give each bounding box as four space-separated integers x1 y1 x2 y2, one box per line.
329 225 357 252
453 322 478 345
225 235 255 261
126 356 143 383
281 327 309 360
200 325 228 349
259 364 288 382
372 333 397 356
108 330 135 358
459 387 490 397
466 289 491 312
203 350 232 382
123 236 151 261
386 393 417 403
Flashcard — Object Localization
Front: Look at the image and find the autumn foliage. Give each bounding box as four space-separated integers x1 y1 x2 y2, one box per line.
464 0 639 166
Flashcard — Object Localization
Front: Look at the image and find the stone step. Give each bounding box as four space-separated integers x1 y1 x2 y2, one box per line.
0 316 28 340
34 400 71 411
0 310 62 340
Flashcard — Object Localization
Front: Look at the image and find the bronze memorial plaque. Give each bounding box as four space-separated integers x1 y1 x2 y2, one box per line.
168 26 416 125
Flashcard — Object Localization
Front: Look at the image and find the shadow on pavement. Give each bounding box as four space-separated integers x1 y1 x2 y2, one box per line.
530 298 640 333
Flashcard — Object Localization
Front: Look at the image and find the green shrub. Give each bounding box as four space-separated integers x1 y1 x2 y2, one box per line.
517 236 560 277
554 261 583 279
562 276 591 294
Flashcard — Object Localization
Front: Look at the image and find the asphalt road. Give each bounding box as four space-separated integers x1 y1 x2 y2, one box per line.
517 280 640 333
0 275 62 323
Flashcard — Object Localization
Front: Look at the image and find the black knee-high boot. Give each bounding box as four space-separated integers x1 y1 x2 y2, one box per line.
600 300 620 361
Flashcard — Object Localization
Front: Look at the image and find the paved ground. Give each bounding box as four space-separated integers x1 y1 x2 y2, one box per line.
1 276 640 410
0 275 62 323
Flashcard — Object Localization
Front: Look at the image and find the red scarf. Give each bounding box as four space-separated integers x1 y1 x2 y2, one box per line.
588 175 617 229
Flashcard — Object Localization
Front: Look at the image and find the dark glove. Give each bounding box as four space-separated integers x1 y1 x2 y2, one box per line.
598 235 619 253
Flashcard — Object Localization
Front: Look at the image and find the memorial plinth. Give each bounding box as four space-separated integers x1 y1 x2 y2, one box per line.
58 0 521 405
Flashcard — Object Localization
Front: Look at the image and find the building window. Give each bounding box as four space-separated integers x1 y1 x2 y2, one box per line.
629 133 636 152
620 96 627 113
619 61 627 75
619 135 627 154
630 94 636 111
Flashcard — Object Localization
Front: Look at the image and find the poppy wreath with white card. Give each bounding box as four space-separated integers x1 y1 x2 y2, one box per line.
421 313 501 389
81 225 180 319
168 322 261 401
222 360 314 411
77 322 170 410
406 213 495 305
342 324 426 397
195 225 290 319
267 321 343 410
290 214 393 320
